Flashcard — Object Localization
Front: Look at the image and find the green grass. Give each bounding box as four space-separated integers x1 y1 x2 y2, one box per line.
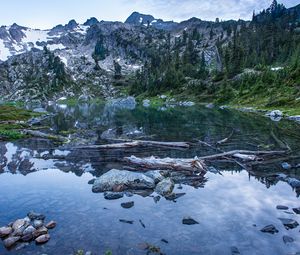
0 105 40 141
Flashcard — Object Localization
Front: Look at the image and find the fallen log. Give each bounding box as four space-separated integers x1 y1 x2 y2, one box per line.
23 130 68 143
124 155 208 172
75 140 190 149
197 150 287 161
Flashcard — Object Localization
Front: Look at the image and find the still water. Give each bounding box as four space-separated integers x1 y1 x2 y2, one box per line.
1 102 300 255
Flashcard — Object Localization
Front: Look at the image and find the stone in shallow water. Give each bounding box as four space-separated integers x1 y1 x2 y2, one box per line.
3 236 20 248
0 226 12 237
33 226 48 238
33 220 43 228
278 218 299 230
21 233 33 242
119 219 134 224
92 169 155 193
104 192 124 200
27 211 45 221
283 235 294 244
260 224 279 234
12 219 27 231
276 205 289 210
121 201 134 209
23 225 36 236
45 221 56 229
155 178 174 196
231 246 241 255
88 178 96 185
182 217 199 225
293 208 300 214
35 234 50 244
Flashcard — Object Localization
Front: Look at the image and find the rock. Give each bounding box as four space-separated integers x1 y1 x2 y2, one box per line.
278 218 299 229
119 219 134 224
283 235 294 244
293 208 300 214
145 170 165 184
288 115 300 123
153 195 161 203
23 225 36 236
231 246 241 255
33 219 44 228
281 162 292 170
88 178 96 185
276 205 289 210
21 233 33 242
260 224 279 234
104 192 124 200
287 177 300 188
121 201 134 209
92 169 155 193
3 236 20 248
143 99 151 107
12 219 27 231
155 178 174 196
0 226 12 237
35 234 50 244
166 193 186 201
161 239 168 244
33 226 48 238
182 217 199 225
45 221 56 229
27 212 45 221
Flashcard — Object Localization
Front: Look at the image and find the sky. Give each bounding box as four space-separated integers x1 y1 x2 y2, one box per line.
0 0 299 29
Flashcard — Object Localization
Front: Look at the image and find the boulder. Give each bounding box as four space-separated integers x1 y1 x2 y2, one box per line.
155 178 174 196
27 212 45 221
23 226 36 236
92 169 155 193
33 220 43 228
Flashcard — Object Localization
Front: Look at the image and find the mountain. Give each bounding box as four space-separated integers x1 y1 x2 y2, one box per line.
125 11 177 30
0 2 299 103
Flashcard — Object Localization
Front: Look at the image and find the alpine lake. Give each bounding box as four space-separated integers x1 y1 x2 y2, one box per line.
1 99 300 255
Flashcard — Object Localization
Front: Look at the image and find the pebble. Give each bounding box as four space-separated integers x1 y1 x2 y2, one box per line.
3 236 20 248
0 226 12 238
260 224 279 234
33 226 48 238
293 208 300 214
119 219 134 224
104 192 124 200
33 220 44 228
278 218 299 230
45 221 56 229
182 217 199 225
121 201 134 209
231 246 241 255
27 212 45 221
276 205 289 210
282 162 292 170
35 234 50 244
23 226 36 236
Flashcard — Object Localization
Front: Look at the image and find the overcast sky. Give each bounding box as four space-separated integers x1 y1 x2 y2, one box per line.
1 0 299 29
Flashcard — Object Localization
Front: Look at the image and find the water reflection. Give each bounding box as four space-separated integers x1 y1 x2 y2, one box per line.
1 103 300 254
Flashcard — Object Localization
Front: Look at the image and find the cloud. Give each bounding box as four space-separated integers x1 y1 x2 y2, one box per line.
122 0 298 21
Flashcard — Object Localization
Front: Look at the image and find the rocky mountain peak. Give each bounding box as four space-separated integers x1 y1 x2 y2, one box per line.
66 19 78 30
125 12 155 25
84 17 99 26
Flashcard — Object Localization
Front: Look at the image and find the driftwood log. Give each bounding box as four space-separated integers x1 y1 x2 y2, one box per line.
75 140 190 149
124 150 288 172
124 155 208 172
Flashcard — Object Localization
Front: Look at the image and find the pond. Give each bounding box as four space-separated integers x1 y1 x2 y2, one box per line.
1 102 300 255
